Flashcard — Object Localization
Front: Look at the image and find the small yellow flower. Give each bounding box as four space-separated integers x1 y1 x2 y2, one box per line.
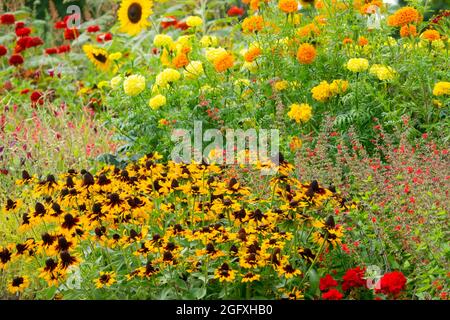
8 276 30 294
329 79 349 95
94 271 116 288
287 103 312 123
289 136 303 151
311 81 332 102
110 75 123 89
155 68 181 87
184 61 204 79
200 35 218 48
369 64 396 81
274 80 289 91
346 58 369 73
123 74 146 96
153 34 174 47
186 16 203 28
149 94 167 110
109 52 122 61
433 81 450 96
205 47 227 62
97 81 110 89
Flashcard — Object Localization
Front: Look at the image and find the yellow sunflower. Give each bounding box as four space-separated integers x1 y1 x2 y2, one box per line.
83 45 110 71
118 0 153 36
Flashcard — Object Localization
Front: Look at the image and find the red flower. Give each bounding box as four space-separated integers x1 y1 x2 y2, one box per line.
30 91 44 106
87 25 100 33
0 45 7 56
322 289 343 300
96 33 112 43
0 14 15 25
176 21 189 30
57 45 71 53
26 37 44 48
342 267 366 291
8 54 24 66
227 6 245 17
377 271 406 296
161 16 178 29
15 21 25 29
45 47 58 55
16 36 31 49
319 274 338 291
20 88 30 94
64 28 79 40
16 27 31 37
54 21 67 29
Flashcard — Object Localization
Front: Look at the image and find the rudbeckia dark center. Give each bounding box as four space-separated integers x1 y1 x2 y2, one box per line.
12 277 24 286
128 3 143 23
93 53 107 63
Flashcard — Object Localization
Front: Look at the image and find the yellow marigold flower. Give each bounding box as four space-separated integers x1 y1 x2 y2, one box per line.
433 82 450 96
205 47 227 62
330 79 349 95
214 52 234 73
274 80 289 91
155 68 181 87
244 46 262 62
149 94 167 110
287 103 312 123
98 81 110 89
346 58 369 73
420 29 440 42
8 276 30 294
242 15 264 34
387 6 421 27
278 0 298 13
153 34 174 47
289 136 302 151
109 52 122 61
369 64 396 81
296 43 316 64
296 23 320 38
400 24 417 38
123 74 146 96
242 61 258 73
186 16 203 27
110 76 123 89
311 81 332 102
184 60 204 79
199 35 218 48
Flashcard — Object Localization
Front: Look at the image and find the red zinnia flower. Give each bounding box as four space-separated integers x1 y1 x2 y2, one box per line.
64 28 79 40
0 14 15 25
0 45 7 56
377 271 407 296
26 37 44 48
16 36 31 49
15 21 25 29
8 54 24 66
45 47 58 55
30 91 44 106
87 25 100 33
342 267 366 291
57 45 71 54
96 32 112 43
16 27 31 37
319 274 338 291
227 6 245 17
322 288 343 300
161 16 178 29
54 21 67 29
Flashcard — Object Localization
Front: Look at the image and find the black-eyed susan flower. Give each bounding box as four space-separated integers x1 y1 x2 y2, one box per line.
8 276 30 294
214 263 236 282
241 272 261 283
117 0 153 36
95 271 117 288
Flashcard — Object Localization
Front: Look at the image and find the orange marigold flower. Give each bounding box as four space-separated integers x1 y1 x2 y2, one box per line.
420 29 440 42
214 52 234 73
244 47 262 62
387 7 421 27
242 16 264 34
296 43 316 64
399 24 417 38
297 23 320 38
278 0 298 13
358 36 368 46
343 37 353 45
172 53 189 68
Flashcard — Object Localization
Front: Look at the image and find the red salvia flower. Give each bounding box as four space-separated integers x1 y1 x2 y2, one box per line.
0 14 15 25
319 274 338 291
322 288 343 300
342 267 366 291
0 45 7 56
227 6 245 17
87 25 100 33
8 54 24 66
